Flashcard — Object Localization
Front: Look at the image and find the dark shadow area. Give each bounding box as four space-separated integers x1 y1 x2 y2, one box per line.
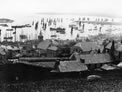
0 63 122 82
0 63 89 82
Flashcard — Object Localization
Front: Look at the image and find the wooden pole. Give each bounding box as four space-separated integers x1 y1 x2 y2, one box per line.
14 27 16 42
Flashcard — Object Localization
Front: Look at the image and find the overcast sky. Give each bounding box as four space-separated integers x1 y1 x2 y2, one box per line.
0 0 122 18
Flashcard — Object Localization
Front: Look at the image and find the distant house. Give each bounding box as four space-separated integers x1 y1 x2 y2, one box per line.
37 40 51 57
70 52 112 70
58 60 88 72
104 42 112 53
37 40 51 50
114 43 122 63
57 45 71 57
0 47 7 64
71 42 82 54
71 41 99 54
51 40 59 46
47 46 58 57
37 40 60 57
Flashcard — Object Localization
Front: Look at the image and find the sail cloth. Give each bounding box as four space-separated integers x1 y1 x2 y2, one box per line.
59 61 88 72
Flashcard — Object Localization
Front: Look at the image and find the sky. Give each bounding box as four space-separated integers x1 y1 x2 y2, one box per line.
0 0 122 41
0 0 122 19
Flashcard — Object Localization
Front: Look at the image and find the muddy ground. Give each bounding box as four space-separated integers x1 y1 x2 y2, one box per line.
0 63 122 92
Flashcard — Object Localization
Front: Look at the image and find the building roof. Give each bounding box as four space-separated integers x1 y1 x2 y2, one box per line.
74 42 82 47
80 54 111 64
51 40 59 46
17 61 56 69
6 45 13 50
59 61 88 72
69 52 80 61
74 42 99 52
37 40 51 50
105 42 112 49
117 62 122 67
101 64 116 70
0 47 6 55
48 46 58 51
116 45 122 52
